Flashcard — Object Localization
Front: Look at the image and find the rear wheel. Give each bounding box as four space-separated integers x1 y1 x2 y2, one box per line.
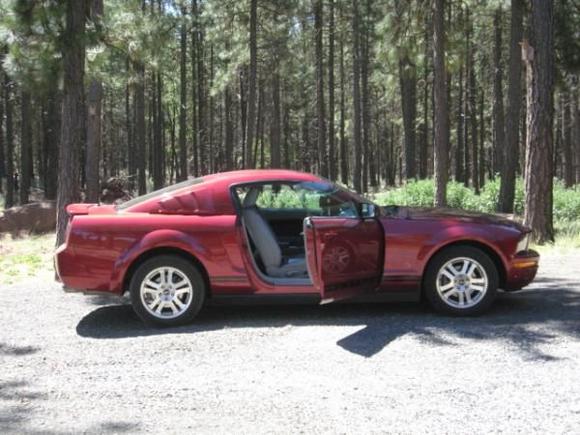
130 255 205 326
424 246 498 316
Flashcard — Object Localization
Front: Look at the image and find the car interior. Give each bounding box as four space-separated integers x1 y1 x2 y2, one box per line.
236 182 360 284
241 186 310 282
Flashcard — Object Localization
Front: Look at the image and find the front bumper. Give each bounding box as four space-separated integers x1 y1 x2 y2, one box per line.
503 249 540 291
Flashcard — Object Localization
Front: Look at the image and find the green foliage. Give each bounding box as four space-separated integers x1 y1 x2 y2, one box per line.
371 178 579 227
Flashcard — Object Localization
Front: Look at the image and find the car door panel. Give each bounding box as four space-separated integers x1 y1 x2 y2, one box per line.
304 216 384 303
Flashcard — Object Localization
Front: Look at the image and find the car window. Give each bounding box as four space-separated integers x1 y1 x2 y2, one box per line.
240 181 359 217
117 177 204 210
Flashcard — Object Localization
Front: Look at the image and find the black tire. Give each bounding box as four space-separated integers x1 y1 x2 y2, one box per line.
130 255 206 327
423 246 498 316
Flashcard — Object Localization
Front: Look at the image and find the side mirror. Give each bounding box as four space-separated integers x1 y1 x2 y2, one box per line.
358 203 379 219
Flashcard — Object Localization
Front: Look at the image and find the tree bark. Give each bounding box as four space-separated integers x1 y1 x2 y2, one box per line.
135 60 146 195
339 12 348 185
314 0 327 177
399 53 417 180
245 0 258 169
455 58 464 182
328 0 336 181
3 71 14 208
523 0 555 244
360 0 372 192
433 0 449 206
466 9 479 194
352 0 362 192
85 0 103 203
498 0 523 212
20 90 32 205
57 0 87 245
178 4 188 181
0 52 4 193
492 8 506 182
573 88 580 184
270 71 281 168
563 90 574 187
224 84 234 171
44 88 60 200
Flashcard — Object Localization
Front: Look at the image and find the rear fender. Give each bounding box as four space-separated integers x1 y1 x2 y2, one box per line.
109 229 209 292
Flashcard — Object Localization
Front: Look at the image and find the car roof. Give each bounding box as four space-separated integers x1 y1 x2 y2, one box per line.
121 170 324 214
203 169 322 185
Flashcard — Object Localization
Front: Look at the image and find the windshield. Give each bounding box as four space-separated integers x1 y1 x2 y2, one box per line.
117 177 204 210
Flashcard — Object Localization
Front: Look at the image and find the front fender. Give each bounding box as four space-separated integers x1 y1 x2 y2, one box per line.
416 225 512 275
109 229 209 292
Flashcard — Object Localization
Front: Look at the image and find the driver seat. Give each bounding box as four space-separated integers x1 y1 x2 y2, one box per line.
241 188 308 278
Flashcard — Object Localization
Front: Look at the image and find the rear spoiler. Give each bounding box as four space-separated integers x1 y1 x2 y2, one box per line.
66 203 99 216
65 203 117 216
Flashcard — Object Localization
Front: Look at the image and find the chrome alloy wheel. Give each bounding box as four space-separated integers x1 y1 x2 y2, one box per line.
140 266 193 319
436 257 489 309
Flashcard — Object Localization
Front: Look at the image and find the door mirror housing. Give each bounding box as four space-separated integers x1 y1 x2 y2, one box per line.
358 203 379 219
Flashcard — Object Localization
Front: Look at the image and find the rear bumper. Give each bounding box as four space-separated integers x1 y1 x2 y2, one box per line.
503 249 540 291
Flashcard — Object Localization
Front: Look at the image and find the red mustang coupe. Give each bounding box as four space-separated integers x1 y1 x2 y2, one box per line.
55 170 539 326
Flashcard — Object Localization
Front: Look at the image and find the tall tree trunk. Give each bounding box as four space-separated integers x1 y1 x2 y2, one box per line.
498 0 523 212
85 0 103 203
57 0 87 245
360 0 372 192
433 0 449 206
44 88 60 200
563 90 574 187
20 90 32 205
270 71 281 168
573 88 580 184
178 4 188 181
328 0 336 181
135 61 146 195
0 51 4 193
245 0 258 169
399 53 417 180
523 0 555 244
4 74 15 208
455 59 465 182
314 0 327 177
190 0 199 175
467 10 479 194
224 84 234 170
492 7 506 181
352 0 362 192
420 15 431 180
339 13 348 185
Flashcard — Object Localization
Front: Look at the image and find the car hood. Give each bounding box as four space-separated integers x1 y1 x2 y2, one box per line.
387 206 529 232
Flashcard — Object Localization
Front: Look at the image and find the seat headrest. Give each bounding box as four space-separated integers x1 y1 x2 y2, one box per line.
243 188 260 208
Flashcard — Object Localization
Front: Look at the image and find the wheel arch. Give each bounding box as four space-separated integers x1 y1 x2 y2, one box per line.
122 247 211 299
421 240 507 294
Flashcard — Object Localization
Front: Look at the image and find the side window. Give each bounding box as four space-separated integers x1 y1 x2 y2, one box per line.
256 184 304 209
294 182 359 217
236 182 360 218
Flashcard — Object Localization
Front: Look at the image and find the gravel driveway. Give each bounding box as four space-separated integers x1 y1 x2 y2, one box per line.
1 252 579 434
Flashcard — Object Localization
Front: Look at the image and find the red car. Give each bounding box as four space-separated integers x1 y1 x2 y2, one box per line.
55 170 539 326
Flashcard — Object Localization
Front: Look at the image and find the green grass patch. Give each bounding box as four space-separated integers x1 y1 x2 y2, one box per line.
0 233 55 285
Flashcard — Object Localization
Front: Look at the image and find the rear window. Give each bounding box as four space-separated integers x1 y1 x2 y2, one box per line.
117 177 204 210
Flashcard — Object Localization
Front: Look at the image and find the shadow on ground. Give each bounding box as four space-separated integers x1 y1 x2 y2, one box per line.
76 277 580 360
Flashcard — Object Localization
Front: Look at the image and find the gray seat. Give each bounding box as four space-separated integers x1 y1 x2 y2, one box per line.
242 189 308 278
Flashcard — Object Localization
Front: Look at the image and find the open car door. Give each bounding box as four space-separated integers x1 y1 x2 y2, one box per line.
304 216 384 304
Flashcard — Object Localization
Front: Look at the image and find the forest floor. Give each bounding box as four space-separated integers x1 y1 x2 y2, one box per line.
0 235 579 433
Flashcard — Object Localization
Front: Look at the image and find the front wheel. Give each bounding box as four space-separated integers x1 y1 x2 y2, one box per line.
130 255 206 327
424 246 498 316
